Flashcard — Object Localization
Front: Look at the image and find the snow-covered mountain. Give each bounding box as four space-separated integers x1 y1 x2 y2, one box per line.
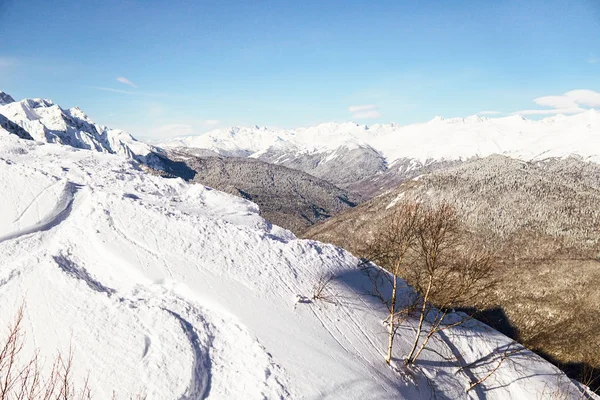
163 112 600 162
0 91 166 166
0 122 593 398
160 112 600 196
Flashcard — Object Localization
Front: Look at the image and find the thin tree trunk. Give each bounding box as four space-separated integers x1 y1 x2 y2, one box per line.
385 274 398 364
410 309 447 364
405 275 433 364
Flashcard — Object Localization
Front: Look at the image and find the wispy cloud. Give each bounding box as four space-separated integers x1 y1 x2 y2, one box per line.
86 86 166 98
88 86 136 95
353 110 383 119
477 110 502 115
512 89 600 116
589 54 599 64
348 104 378 113
515 107 586 116
150 124 195 137
204 119 220 126
348 104 382 119
86 86 138 94
116 77 137 88
533 94 578 109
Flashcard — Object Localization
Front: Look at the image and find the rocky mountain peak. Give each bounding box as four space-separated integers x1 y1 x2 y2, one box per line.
0 91 15 106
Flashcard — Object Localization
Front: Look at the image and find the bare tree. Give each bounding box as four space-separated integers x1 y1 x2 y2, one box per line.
361 202 421 364
361 200 496 366
0 305 92 400
312 272 337 304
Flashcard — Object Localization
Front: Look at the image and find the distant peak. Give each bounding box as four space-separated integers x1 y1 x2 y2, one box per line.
0 91 15 106
23 98 55 108
68 106 90 120
313 121 364 130
510 114 528 121
465 115 487 122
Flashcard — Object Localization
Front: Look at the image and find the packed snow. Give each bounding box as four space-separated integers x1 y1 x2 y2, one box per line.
160 111 600 164
0 129 594 398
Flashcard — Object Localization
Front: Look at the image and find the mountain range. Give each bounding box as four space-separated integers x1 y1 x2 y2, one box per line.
160 111 600 197
1 89 599 397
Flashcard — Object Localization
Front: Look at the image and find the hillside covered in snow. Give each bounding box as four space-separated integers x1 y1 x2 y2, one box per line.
0 122 594 398
0 91 193 177
161 112 600 197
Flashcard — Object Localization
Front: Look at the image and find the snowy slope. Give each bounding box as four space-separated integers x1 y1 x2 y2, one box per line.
161 111 600 164
0 133 593 399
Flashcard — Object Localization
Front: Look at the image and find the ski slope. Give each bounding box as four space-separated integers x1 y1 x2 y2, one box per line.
0 131 593 399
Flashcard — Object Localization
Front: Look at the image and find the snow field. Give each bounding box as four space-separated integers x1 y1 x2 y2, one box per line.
0 133 593 399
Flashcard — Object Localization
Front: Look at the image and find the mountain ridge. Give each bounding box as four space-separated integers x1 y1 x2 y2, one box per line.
159 111 600 197
0 91 201 179
160 110 600 162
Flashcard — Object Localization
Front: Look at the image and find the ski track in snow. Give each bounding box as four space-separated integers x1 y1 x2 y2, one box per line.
11 179 61 224
0 137 299 399
164 309 212 400
0 133 596 400
0 180 82 244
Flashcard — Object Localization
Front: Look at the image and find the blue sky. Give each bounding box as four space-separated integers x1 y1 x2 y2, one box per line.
1 0 599 140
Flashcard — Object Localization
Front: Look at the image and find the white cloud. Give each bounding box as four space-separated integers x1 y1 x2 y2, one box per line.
204 119 220 126
477 110 502 115
353 110 383 119
533 95 578 109
514 107 586 116
88 86 135 95
116 77 137 88
589 54 598 64
513 89 600 116
149 124 195 137
348 104 382 119
564 89 600 107
348 104 377 113
87 86 164 98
